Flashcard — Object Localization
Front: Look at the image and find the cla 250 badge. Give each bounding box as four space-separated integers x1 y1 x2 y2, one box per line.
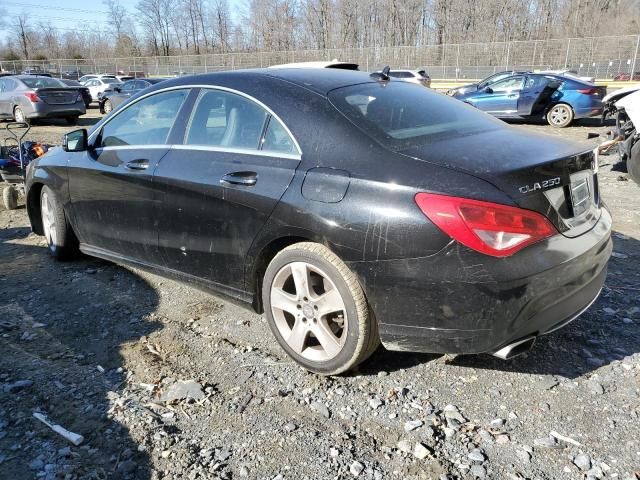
518 177 561 194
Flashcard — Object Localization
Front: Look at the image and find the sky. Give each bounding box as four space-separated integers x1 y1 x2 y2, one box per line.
0 0 246 42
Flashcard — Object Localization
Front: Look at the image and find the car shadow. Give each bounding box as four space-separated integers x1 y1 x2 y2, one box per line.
358 231 639 380
0 225 159 479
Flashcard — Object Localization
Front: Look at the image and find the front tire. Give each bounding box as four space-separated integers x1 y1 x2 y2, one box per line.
103 100 113 114
263 242 379 375
546 103 574 128
40 186 78 260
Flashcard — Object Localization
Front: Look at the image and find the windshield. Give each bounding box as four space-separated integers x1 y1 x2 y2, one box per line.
329 82 503 150
479 72 512 88
21 77 66 88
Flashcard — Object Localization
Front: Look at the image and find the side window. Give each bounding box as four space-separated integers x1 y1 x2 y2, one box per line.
491 76 524 92
121 81 134 91
0 79 6 92
4 79 16 91
261 117 297 154
185 89 267 149
135 80 149 89
100 89 189 147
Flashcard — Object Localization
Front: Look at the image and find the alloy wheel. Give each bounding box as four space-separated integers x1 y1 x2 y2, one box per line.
104 100 112 114
270 261 348 362
14 107 26 123
41 191 57 248
548 105 572 127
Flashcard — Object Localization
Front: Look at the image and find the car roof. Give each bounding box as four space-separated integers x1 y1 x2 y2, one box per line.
159 69 378 96
268 61 359 70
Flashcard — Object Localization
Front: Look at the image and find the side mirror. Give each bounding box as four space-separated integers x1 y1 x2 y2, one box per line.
484 87 494 94
63 129 88 152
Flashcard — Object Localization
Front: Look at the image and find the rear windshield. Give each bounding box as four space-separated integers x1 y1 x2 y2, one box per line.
21 77 65 89
329 82 503 150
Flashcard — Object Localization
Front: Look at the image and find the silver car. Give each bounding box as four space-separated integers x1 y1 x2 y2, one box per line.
383 69 432 87
0 75 86 125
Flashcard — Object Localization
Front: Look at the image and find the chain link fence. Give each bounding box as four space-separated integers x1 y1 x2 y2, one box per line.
1 34 639 81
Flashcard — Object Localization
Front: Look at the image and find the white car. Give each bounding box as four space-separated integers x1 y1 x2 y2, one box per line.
78 74 117 85
378 69 431 87
269 60 359 70
83 77 122 102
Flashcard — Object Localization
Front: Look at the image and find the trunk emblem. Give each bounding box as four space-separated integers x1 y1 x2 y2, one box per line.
518 177 561 194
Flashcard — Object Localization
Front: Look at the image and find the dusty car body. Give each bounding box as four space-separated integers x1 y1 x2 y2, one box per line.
25 69 611 374
611 90 640 185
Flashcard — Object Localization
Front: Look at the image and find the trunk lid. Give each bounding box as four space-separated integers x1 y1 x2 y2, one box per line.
35 87 80 105
400 128 600 238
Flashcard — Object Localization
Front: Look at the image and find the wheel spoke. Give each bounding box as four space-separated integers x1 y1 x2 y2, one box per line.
287 319 307 353
312 319 342 358
315 287 344 317
270 288 298 315
290 262 311 300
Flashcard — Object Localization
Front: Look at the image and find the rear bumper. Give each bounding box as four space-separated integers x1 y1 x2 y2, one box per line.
348 207 612 354
29 102 85 118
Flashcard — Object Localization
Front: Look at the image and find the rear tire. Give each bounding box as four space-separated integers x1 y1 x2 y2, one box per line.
2 186 19 210
13 106 30 126
40 186 79 260
103 100 113 114
546 103 574 128
263 242 379 375
66 116 79 125
629 141 640 186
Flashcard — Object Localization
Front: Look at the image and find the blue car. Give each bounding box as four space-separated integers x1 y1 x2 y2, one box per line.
451 73 605 127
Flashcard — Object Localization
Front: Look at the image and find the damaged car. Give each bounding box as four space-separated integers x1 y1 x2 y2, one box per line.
607 89 640 185
25 69 611 374
451 73 605 127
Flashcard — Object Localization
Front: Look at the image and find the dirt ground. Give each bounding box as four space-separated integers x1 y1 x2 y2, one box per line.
1 108 639 480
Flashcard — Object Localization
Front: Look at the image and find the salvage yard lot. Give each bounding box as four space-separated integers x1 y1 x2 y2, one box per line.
1 110 639 480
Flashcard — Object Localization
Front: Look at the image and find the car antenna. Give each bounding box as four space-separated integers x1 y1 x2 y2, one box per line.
370 66 390 82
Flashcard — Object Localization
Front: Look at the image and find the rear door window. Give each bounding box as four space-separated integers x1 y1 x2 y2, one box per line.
329 81 502 150
261 117 297 154
184 89 268 150
100 89 189 147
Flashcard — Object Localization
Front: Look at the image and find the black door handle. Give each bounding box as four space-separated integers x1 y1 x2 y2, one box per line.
125 159 149 170
220 171 257 186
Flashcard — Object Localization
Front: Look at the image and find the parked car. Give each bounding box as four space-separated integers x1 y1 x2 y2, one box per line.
99 78 168 114
61 70 84 80
83 77 122 102
608 89 640 185
25 69 611 374
78 74 116 84
451 73 605 127
0 75 85 125
447 70 529 96
60 79 92 108
115 75 134 82
614 72 640 81
21 66 47 75
540 69 595 83
377 69 431 87
269 60 359 70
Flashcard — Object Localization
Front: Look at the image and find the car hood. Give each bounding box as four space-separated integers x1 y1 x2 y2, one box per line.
616 89 640 125
603 84 640 103
451 83 478 95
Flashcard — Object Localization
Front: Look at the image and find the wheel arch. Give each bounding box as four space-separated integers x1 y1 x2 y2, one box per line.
26 182 45 235
248 235 317 313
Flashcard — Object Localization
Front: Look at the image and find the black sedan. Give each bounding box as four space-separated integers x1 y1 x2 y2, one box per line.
99 78 167 114
24 69 611 375
60 79 92 108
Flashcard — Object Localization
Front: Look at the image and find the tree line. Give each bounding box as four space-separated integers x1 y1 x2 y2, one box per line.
1 0 639 61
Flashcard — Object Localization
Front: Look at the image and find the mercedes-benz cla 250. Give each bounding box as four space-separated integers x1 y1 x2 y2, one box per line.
25 69 612 374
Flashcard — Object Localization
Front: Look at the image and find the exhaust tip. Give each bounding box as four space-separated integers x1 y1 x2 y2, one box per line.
492 336 536 360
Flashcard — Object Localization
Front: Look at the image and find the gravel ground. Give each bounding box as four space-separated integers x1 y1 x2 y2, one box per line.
1 111 639 480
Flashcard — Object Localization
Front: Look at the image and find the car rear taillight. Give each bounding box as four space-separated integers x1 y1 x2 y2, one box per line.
415 193 557 257
24 92 40 102
577 88 599 95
